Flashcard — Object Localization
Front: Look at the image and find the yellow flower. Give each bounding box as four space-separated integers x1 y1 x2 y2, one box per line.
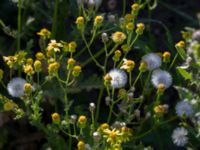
120 127 132 142
120 59 135 72
131 3 140 15
77 141 85 150
36 52 45 60
121 44 130 52
78 115 87 125
48 61 60 75
72 65 82 77
67 58 76 70
176 41 185 48
34 60 42 72
94 15 104 26
103 128 121 144
37 28 51 39
15 51 27 65
24 83 32 94
26 58 34 65
97 123 109 132
126 22 134 31
139 61 147 72
68 41 77 53
47 40 63 52
163 51 171 63
154 104 169 114
157 83 166 94
136 23 145 35
4 101 15 111
124 14 134 22
111 32 126 44
23 65 34 76
3 56 17 68
51 112 60 122
76 16 85 29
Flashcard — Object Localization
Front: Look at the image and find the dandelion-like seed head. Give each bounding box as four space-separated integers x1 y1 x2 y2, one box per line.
172 127 188 147
142 53 162 71
108 69 127 89
151 69 172 89
7 77 26 98
176 100 194 118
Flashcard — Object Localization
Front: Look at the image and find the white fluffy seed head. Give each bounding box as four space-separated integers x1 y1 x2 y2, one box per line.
142 53 162 71
7 77 26 98
172 127 188 147
151 69 172 89
176 100 194 118
108 69 127 88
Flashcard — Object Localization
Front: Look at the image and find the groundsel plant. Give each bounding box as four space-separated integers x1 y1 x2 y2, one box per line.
0 0 199 150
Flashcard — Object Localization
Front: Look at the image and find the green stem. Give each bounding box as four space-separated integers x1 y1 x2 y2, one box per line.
107 102 114 123
130 33 140 48
122 0 126 16
169 53 178 70
90 110 95 135
37 72 40 85
95 85 104 122
17 0 22 52
52 0 59 38
142 71 151 95
107 88 115 123
81 31 103 70
0 81 6 89
129 71 132 87
133 71 142 87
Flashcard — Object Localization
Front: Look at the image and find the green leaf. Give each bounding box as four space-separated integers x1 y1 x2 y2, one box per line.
177 67 192 80
175 46 187 60
174 86 195 100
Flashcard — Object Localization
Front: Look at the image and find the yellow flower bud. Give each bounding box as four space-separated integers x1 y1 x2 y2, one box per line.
77 141 85 150
76 16 85 29
176 41 185 48
131 3 140 11
163 51 171 63
48 62 60 75
131 3 140 15
94 15 104 26
23 65 34 76
68 41 77 53
182 31 191 40
46 50 54 58
124 14 134 22
26 58 33 65
37 28 51 39
139 61 147 72
157 83 165 94
113 50 122 62
121 44 130 52
104 74 112 81
136 23 145 35
98 123 109 132
4 101 15 111
67 58 76 70
34 60 42 72
111 31 126 44
78 115 87 128
36 52 45 60
118 88 127 98
126 22 134 31
0 69 4 80
154 105 168 114
51 112 60 123
72 65 82 77
24 83 32 94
